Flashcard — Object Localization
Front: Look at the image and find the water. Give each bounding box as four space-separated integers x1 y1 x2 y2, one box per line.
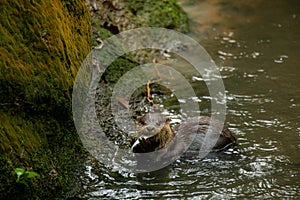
73 1 300 198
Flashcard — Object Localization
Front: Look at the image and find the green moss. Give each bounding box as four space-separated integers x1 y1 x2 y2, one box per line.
0 0 91 114
0 0 91 198
0 113 86 199
0 113 42 157
123 0 189 32
102 54 138 84
91 0 189 34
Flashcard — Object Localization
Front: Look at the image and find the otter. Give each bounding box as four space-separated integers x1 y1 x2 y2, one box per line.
131 117 175 153
131 116 236 154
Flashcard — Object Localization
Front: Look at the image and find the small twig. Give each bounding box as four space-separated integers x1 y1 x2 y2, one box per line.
146 80 154 105
146 58 163 105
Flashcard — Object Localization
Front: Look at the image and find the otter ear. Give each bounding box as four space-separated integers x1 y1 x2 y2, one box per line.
136 115 147 125
165 117 171 123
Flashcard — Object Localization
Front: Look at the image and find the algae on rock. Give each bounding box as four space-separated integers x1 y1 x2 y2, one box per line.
1 0 91 113
0 0 91 198
89 0 189 35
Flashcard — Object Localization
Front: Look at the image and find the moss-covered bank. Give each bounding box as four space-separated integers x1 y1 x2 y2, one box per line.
1 0 91 113
0 0 91 198
0 0 189 198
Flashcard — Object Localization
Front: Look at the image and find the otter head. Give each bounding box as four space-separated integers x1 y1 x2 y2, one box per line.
131 117 174 153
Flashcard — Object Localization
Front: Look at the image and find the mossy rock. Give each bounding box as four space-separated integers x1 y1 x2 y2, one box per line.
123 0 189 32
0 111 86 198
0 0 91 198
89 0 189 34
0 0 91 114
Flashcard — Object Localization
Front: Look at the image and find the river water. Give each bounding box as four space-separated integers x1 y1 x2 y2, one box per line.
73 0 300 199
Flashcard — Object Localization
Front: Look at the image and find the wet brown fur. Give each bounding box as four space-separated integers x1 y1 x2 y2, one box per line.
131 116 236 153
